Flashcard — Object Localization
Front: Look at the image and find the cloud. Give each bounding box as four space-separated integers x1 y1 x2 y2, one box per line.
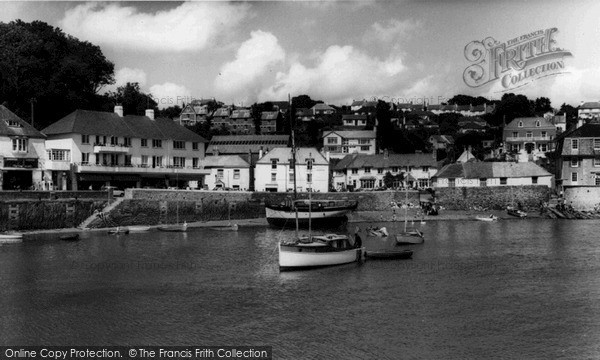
115 68 148 87
214 31 285 100
59 2 249 52
364 18 421 44
259 44 406 104
149 82 192 109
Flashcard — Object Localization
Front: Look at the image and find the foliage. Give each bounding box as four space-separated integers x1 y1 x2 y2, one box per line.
105 82 158 116
493 93 535 124
534 97 553 115
447 94 489 106
0 20 114 129
157 105 182 119
376 100 394 152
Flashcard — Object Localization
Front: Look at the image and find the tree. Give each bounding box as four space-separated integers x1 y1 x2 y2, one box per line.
157 105 182 120
493 93 534 125
376 100 393 152
105 82 158 116
0 20 114 129
447 95 489 106
534 97 553 115
559 103 578 129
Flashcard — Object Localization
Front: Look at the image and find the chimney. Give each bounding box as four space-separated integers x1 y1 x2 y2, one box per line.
145 109 155 120
259 146 263 159
114 105 123 117
326 151 330 162
383 149 389 159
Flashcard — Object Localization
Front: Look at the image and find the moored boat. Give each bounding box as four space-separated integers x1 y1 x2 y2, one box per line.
279 234 364 270
265 199 357 228
395 230 424 245
158 222 187 232
108 227 129 235
208 224 239 231
507 206 527 218
60 233 80 241
0 232 23 244
365 249 413 260
128 225 151 232
476 215 498 222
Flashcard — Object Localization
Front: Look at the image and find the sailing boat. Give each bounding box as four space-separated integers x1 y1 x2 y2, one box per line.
394 179 424 245
278 101 364 270
158 172 188 232
209 203 239 231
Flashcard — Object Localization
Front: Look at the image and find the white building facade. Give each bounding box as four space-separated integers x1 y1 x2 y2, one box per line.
254 147 329 192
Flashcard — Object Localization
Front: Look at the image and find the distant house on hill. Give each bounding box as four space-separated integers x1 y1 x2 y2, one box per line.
321 130 376 159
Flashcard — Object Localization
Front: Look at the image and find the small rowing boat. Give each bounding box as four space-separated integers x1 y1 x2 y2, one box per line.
158 222 187 232
60 233 80 241
475 215 498 222
208 224 239 231
0 232 23 244
365 249 413 260
128 225 151 232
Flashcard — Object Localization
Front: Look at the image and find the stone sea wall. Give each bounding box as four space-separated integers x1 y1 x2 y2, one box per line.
435 185 551 210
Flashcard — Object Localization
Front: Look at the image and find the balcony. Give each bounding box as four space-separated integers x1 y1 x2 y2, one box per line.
73 163 210 175
505 136 552 142
93 144 130 153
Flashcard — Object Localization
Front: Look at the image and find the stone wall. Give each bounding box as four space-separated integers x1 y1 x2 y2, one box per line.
563 186 600 211
435 186 550 210
0 199 107 231
0 190 108 201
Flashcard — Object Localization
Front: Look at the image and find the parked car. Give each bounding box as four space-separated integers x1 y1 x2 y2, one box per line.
101 186 124 197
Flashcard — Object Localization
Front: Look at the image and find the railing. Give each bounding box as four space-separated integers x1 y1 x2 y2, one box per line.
93 144 131 153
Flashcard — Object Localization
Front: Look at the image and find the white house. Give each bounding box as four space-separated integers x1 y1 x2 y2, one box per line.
332 152 439 191
255 147 329 192
41 106 210 190
322 130 376 159
433 162 552 188
201 155 250 190
0 105 47 190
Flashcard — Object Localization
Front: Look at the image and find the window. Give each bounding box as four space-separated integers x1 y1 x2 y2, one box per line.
48 149 70 161
526 132 533 139
378 168 384 174
271 173 277 182
173 157 185 168
392 167 399 173
307 159 313 171
594 158 600 167
536 121 541 127
541 131 547 138
571 172 578 182
360 179 375 189
81 135 90 144
124 155 132 166
365 167 371 173
110 136 117 145
596 176 600 186
234 169 240 179
141 139 148 147
423 166 429 172
518 121 523 127
327 137 338 144
307 173 312 183
352 169 358 174
192 142 199 151
271 159 278 170
192 158 199 168
512 132 518 138
12 138 28 152
7 120 21 127
217 169 224 179
540 144 548 152
81 153 90 165
361 146 370 151
152 139 162 148
572 139 579 150
359 139 370 145
141 155 148 167
479 178 487 187
532 176 538 184
124 137 131 147
152 156 163 168
500 177 507 185
173 140 186 149
570 159 579 167
595 139 600 150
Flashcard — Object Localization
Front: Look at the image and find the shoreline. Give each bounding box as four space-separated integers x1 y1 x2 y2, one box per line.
14 209 551 237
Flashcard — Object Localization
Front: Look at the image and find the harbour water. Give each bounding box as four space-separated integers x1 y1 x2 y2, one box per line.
1 219 599 359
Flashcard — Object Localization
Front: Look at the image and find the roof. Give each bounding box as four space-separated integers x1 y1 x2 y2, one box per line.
0 105 46 139
322 130 376 139
296 108 313 117
256 147 328 165
201 155 250 168
311 103 335 111
559 123 600 138
505 117 555 130
429 135 454 144
207 134 289 154
261 111 279 120
579 102 600 109
334 153 438 170
456 150 477 163
41 109 207 142
212 108 231 117
434 162 552 179
231 109 252 119
342 114 368 120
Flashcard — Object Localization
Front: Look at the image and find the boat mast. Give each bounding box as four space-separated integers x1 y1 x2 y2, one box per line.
289 94 299 237
404 176 408 233
308 152 312 238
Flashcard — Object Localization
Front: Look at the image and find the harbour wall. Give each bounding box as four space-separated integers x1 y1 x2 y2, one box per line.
435 185 551 210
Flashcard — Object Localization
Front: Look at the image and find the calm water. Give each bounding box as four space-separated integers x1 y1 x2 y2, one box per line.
1 219 599 359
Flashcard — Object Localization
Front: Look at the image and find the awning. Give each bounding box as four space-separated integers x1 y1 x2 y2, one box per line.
359 176 377 180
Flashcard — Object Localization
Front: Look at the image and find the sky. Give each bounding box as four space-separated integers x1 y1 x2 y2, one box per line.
1 0 600 109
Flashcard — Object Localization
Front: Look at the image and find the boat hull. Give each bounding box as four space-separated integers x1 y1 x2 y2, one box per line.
265 207 349 228
0 234 23 244
158 225 187 232
128 226 151 232
279 244 363 270
365 249 413 259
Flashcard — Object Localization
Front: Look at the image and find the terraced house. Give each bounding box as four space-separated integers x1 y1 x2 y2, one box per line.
332 152 438 191
322 130 376 159
555 123 600 187
0 106 47 190
41 106 209 190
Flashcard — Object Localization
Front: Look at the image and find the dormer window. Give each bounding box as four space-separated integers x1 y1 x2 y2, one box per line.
518 121 523 127
6 120 22 127
307 159 313 170
536 121 540 127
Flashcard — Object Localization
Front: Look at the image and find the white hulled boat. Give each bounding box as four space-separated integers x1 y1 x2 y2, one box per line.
279 234 363 270
265 199 357 228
